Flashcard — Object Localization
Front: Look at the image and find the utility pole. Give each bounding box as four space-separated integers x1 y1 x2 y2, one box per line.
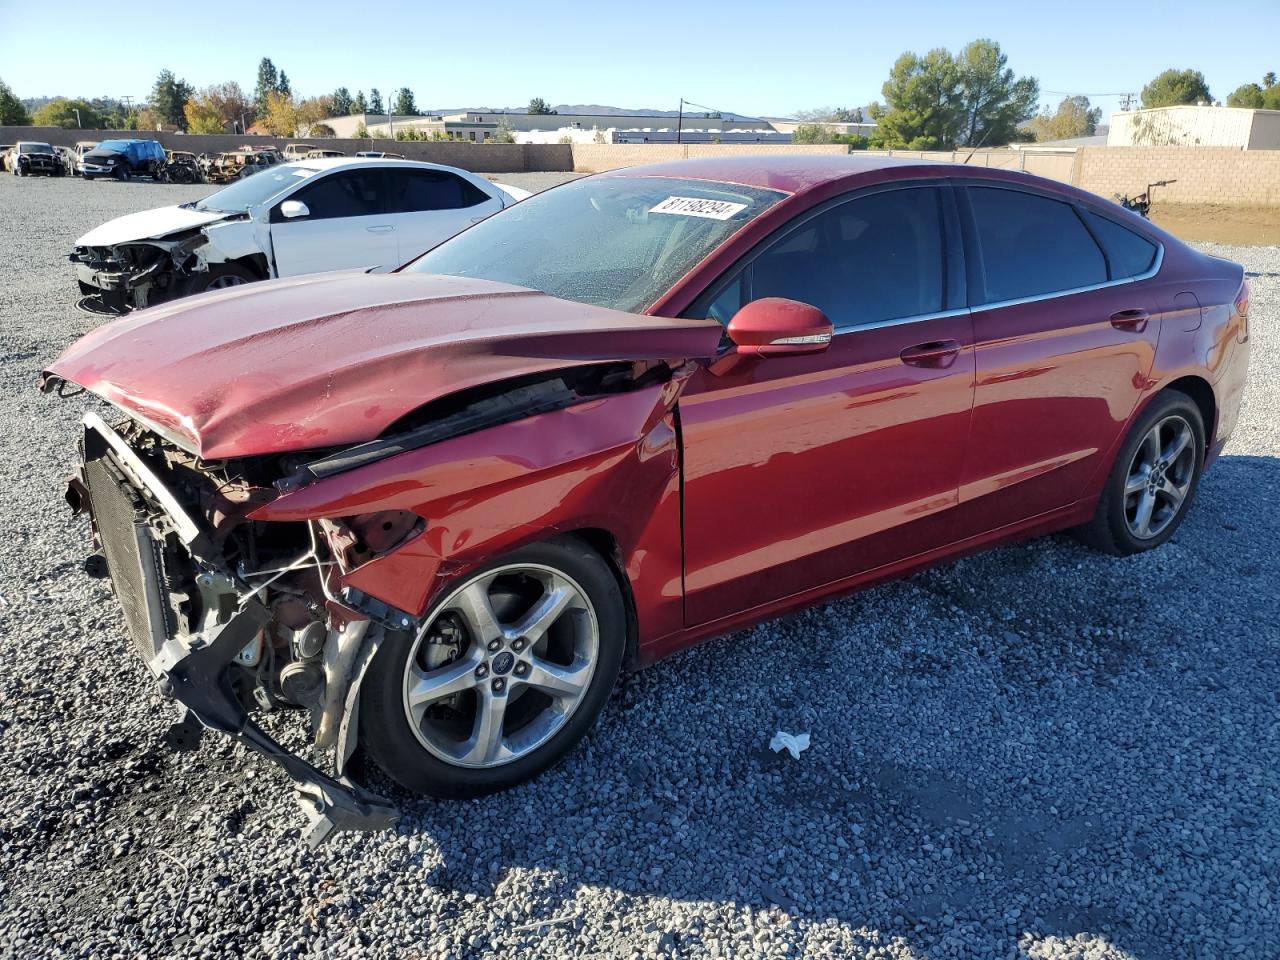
676 98 684 144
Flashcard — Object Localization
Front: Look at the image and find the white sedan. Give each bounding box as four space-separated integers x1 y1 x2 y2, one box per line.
70 158 532 312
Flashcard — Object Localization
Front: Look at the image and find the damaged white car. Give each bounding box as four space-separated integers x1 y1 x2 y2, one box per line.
70 157 532 312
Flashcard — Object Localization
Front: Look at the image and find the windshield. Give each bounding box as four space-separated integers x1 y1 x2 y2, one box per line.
194 164 318 213
20 143 53 153
407 176 785 313
95 139 133 154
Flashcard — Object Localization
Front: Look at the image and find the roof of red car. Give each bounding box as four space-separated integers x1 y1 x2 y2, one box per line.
603 153 937 195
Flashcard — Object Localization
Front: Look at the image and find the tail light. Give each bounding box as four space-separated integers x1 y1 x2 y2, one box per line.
1235 280 1249 343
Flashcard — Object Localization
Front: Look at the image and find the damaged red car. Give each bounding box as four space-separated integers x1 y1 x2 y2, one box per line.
43 156 1250 843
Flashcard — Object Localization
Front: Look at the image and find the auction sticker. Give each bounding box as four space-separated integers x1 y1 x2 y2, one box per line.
650 196 749 220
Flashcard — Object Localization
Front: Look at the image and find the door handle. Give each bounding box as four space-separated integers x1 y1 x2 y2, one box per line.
1110 309 1150 332
366 225 395 234
900 339 962 368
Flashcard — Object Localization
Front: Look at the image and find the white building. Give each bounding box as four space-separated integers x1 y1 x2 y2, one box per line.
1108 105 1280 149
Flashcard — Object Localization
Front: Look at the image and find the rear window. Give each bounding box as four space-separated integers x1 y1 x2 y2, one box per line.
1082 210 1159 278
968 186 1107 303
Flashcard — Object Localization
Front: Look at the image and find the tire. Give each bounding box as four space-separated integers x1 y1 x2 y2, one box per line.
116 166 129 181
360 536 626 798
176 262 259 297
1075 390 1205 556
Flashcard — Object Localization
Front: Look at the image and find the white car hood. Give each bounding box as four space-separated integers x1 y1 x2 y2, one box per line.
76 205 235 247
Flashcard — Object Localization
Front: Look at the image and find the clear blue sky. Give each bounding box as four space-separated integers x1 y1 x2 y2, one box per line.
1 0 1276 121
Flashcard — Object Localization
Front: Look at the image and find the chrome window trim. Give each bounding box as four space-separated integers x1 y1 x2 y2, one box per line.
832 307 971 337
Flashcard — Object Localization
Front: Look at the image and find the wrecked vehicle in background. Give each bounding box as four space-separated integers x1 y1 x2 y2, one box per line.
10 141 62 176
81 139 167 181
205 149 279 184
164 150 203 184
69 157 527 312
71 140 100 176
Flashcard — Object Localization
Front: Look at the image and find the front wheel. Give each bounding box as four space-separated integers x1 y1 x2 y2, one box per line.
175 262 258 297
360 537 626 797
115 166 129 181
1076 390 1205 555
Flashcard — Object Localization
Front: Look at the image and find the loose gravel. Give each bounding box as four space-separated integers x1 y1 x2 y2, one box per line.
0 174 1277 960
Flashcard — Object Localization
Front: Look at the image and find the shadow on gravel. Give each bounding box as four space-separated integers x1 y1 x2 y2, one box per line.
374 454 1280 958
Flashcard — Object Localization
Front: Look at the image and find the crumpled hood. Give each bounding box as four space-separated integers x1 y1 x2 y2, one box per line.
45 271 723 459
76 205 236 247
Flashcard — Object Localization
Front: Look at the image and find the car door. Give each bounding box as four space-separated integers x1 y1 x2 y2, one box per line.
678 184 976 627
382 167 503 262
268 168 398 276
950 183 1162 539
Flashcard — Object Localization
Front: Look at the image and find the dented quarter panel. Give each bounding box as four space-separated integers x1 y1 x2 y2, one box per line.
198 218 268 270
251 379 690 647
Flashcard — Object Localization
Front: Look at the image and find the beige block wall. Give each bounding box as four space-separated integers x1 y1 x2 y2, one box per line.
570 143 848 172
1074 146 1280 206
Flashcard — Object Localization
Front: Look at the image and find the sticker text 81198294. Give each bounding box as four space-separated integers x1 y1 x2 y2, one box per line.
649 196 749 220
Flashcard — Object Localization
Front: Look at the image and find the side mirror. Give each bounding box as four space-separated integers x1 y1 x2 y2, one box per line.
726 298 833 357
279 199 310 220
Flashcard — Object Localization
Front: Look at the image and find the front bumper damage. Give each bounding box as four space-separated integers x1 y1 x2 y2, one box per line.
75 411 399 846
70 232 209 313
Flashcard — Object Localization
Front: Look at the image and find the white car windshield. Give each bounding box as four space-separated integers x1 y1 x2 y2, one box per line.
192 165 319 213
406 176 785 312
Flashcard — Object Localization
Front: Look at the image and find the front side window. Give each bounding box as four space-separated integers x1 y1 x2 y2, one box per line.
385 169 489 213
1082 209 1159 279
968 186 1107 303
744 187 945 329
407 176 785 313
288 169 386 220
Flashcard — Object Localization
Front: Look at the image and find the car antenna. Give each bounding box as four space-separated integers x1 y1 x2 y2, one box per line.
961 122 998 164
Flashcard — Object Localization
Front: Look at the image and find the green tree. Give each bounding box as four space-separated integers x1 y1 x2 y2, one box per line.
331 87 353 115
1141 68 1212 108
0 78 31 125
792 123 835 144
527 97 556 115
277 71 291 98
870 48 964 149
151 69 194 129
369 87 384 115
353 90 368 114
1265 72 1277 89
1028 95 1103 141
255 57 279 118
32 97 108 129
1226 83 1265 109
955 39 1039 146
353 120 369 138
393 87 418 115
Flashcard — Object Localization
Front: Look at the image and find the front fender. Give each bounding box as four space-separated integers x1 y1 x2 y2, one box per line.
252 376 691 643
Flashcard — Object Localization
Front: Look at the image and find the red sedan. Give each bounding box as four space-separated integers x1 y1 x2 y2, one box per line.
44 156 1250 843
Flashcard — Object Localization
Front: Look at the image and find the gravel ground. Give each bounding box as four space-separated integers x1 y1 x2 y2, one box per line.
0 175 1276 960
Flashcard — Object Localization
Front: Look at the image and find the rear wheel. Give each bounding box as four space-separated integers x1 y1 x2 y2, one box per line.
1076 390 1205 555
360 537 626 797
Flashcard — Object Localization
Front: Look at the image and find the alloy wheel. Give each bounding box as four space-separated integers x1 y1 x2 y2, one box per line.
1123 414 1196 540
401 564 599 769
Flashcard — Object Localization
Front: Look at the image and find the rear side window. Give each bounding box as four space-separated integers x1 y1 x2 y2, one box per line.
748 187 945 329
1082 210 1159 278
288 170 385 220
968 186 1107 303
385 169 489 212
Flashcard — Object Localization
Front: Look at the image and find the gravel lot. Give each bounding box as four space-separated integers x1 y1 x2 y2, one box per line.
0 174 1276 960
